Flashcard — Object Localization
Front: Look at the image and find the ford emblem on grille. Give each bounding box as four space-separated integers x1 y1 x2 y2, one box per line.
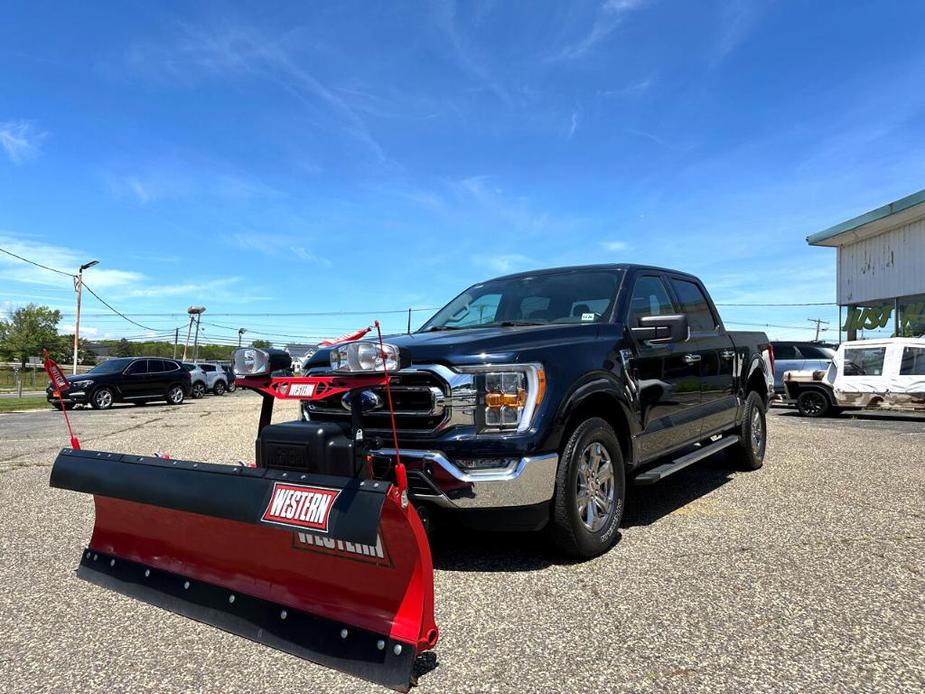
341 389 382 413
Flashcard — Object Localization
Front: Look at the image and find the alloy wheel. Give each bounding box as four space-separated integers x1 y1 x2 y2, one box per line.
576 442 615 532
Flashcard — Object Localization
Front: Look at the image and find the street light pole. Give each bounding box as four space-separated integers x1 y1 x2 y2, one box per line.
185 306 206 362
238 327 247 348
73 260 99 375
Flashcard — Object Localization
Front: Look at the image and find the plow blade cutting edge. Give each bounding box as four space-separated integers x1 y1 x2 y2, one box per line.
50 448 438 692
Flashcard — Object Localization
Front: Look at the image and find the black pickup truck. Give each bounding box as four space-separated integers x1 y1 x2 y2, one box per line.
302 264 773 558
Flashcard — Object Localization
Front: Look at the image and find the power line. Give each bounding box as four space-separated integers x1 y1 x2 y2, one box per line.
0 246 74 277
81 283 167 332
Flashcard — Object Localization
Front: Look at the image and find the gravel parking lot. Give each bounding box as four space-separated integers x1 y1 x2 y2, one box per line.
1 396 923 693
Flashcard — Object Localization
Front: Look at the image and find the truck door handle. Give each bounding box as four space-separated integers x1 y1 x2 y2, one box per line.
721 350 735 360
682 354 701 364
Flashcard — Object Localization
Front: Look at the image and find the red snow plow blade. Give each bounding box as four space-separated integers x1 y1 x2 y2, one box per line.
49 345 438 692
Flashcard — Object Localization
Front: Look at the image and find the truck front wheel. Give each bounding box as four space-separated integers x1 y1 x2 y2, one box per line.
727 391 767 470
551 418 625 559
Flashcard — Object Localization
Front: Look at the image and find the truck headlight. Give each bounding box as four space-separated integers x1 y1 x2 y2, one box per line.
232 348 292 376
329 341 407 373
458 363 546 433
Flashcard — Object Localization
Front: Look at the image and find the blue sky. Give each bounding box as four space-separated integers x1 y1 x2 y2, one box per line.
2 0 925 345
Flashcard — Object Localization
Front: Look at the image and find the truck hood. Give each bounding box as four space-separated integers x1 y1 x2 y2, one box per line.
306 323 617 368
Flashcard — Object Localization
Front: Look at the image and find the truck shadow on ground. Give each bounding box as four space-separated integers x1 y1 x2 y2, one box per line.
430 454 736 573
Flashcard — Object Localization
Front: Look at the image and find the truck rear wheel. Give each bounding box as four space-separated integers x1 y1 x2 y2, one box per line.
727 391 766 471
551 418 625 559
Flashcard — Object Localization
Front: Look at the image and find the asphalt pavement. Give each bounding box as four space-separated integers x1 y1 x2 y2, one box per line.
1 396 923 693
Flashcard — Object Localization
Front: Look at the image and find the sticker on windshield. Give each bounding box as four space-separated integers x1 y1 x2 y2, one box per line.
581 313 596 321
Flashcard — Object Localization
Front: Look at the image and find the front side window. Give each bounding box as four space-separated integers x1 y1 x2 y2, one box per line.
125 360 148 375
670 278 717 332
900 347 925 375
421 269 623 330
627 275 674 327
843 347 886 376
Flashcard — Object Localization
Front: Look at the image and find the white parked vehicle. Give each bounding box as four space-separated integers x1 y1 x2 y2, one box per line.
783 337 925 417
198 363 229 395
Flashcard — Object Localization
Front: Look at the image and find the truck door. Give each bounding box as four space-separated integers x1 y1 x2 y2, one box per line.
626 274 703 461
667 276 737 438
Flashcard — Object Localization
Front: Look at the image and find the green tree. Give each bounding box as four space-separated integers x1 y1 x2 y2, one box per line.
60 335 97 365
112 338 135 357
0 304 62 366
251 339 272 348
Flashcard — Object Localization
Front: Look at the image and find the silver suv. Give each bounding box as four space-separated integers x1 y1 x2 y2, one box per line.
182 363 209 399
199 363 230 395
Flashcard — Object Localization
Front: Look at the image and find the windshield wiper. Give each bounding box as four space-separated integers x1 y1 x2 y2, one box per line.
488 320 546 327
424 325 465 332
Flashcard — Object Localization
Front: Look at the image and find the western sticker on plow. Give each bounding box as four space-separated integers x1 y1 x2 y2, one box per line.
261 482 339 532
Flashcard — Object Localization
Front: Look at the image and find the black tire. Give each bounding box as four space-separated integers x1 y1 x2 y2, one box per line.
727 391 767 470
213 380 226 396
191 382 206 399
226 380 236 393
166 384 185 405
551 417 626 559
90 387 114 410
796 389 830 418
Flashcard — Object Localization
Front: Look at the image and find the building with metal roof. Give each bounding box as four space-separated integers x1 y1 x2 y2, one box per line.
809 189 925 340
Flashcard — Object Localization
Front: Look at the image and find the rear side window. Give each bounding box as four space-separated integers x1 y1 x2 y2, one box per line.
670 278 717 332
772 344 799 360
900 347 925 375
201 364 216 372
843 347 886 376
627 276 674 327
800 345 834 360
147 360 165 373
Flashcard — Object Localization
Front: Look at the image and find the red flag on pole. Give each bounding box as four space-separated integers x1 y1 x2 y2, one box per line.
42 349 80 450
319 326 372 347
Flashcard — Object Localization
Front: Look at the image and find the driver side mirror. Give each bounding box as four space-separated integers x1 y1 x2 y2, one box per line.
631 314 689 343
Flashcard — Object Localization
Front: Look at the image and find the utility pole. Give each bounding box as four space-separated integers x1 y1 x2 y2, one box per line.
808 317 829 342
184 306 206 361
73 259 99 374
173 327 179 359
182 315 194 361
238 327 247 348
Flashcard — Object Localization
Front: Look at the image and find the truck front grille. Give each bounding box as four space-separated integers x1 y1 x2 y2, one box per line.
304 370 450 434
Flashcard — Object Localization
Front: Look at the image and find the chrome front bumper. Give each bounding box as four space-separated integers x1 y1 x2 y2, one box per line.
373 449 559 510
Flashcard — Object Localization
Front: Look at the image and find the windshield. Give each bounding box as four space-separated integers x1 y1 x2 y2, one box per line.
420 269 623 331
87 358 133 374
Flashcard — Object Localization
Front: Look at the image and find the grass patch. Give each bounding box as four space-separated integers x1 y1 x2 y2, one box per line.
0 396 52 413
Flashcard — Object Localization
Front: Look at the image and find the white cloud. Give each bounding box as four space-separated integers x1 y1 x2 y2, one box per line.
567 110 579 140
0 233 144 289
547 0 649 62
0 121 47 164
223 232 331 266
473 253 535 274
126 25 388 162
601 240 629 252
